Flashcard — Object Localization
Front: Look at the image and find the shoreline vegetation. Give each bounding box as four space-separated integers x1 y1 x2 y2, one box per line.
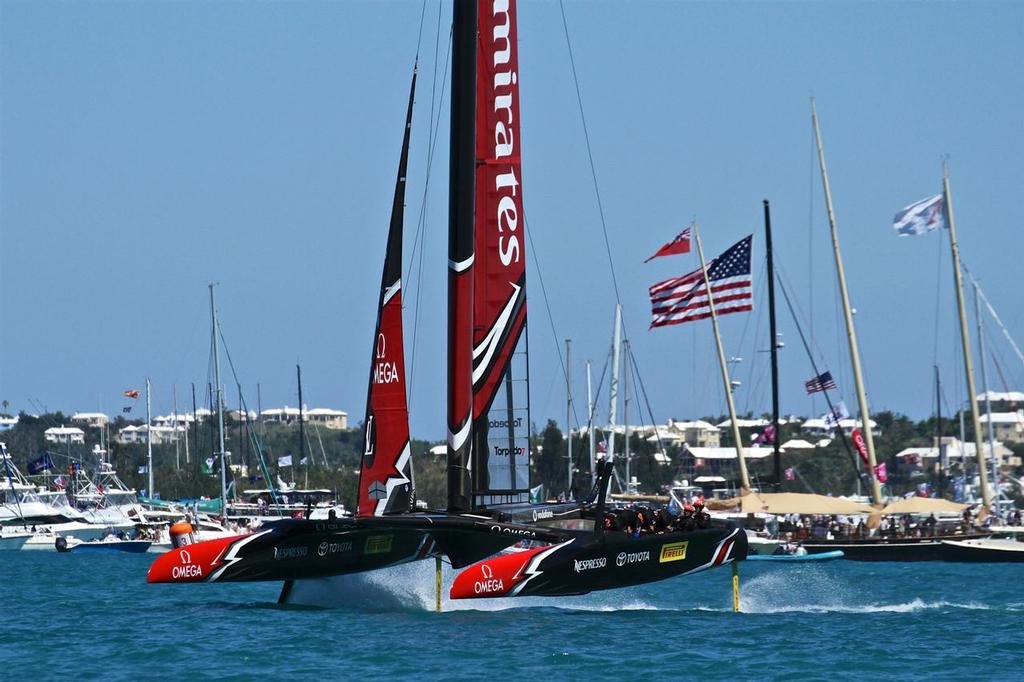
3 409 1022 511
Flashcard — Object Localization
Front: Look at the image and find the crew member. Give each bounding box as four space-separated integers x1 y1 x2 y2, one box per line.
653 508 673 533
635 506 654 535
675 504 696 532
693 499 711 529
602 511 622 532
615 507 639 536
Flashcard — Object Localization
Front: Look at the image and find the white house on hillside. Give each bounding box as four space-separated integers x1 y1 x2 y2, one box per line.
71 413 109 428
45 426 85 444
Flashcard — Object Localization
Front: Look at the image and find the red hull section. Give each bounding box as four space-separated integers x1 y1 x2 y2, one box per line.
146 535 247 584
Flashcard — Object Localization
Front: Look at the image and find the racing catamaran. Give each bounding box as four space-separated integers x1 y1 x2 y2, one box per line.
147 0 745 597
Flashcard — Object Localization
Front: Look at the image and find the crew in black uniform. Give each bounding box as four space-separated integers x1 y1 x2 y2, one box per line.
675 504 696 532
653 508 673 533
693 499 711 529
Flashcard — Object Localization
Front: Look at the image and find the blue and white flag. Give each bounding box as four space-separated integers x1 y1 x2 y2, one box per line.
278 454 293 467
822 401 850 428
893 194 944 236
28 453 54 475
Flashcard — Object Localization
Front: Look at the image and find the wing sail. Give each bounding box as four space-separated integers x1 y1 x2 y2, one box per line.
471 0 531 507
357 69 417 517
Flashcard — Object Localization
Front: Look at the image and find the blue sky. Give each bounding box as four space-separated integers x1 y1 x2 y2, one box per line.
2 1 1022 439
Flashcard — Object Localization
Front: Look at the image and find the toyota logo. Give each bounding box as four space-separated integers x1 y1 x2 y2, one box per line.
616 552 626 567
481 564 493 579
180 549 192 565
318 541 329 557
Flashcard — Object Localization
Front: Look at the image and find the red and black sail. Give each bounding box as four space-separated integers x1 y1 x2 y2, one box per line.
357 69 417 517
448 0 532 510
470 0 530 506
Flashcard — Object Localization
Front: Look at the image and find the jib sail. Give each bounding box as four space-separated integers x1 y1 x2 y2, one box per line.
471 0 530 507
357 69 417 517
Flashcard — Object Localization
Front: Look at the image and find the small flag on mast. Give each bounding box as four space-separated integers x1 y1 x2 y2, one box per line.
649 235 753 328
644 226 692 262
822 401 850 428
893 194 944 236
804 371 837 394
123 389 140 399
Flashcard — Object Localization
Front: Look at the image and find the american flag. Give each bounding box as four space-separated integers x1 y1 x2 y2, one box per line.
644 226 692 262
804 371 837 394
649 234 753 328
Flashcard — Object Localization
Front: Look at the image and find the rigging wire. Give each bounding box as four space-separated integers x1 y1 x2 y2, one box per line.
217 326 280 509
406 13 452 403
558 0 621 306
776 273 865 486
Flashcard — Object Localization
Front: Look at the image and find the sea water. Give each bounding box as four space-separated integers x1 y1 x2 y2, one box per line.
3 551 1021 680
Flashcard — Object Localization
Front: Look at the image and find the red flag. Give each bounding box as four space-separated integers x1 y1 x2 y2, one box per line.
644 227 692 263
874 462 887 483
852 428 869 467
784 467 795 481
123 389 139 399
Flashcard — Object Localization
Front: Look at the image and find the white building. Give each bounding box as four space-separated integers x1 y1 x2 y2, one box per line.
305 408 348 430
895 437 1017 467
71 412 109 428
260 406 348 430
45 426 85 444
802 417 880 438
979 411 1024 444
665 419 721 448
260 407 303 425
153 408 214 428
116 424 184 445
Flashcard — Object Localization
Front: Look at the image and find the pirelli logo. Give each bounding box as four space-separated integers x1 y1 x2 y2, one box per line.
659 541 688 563
364 534 393 555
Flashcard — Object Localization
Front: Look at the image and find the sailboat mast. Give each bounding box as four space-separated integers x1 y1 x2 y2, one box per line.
565 338 573 495
146 377 153 496
587 360 596 486
764 199 782 490
607 305 623 469
935 365 944 473
191 383 198 474
446 0 477 512
209 283 228 515
297 364 307 487
943 165 991 508
973 280 999 504
810 100 883 506
623 339 631 489
173 384 180 470
693 225 750 491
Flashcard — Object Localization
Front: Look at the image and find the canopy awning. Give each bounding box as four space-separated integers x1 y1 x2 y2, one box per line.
880 497 967 515
709 491 875 515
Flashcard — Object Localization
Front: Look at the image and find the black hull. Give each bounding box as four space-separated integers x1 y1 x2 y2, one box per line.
451 527 747 598
148 514 569 584
803 535 992 562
